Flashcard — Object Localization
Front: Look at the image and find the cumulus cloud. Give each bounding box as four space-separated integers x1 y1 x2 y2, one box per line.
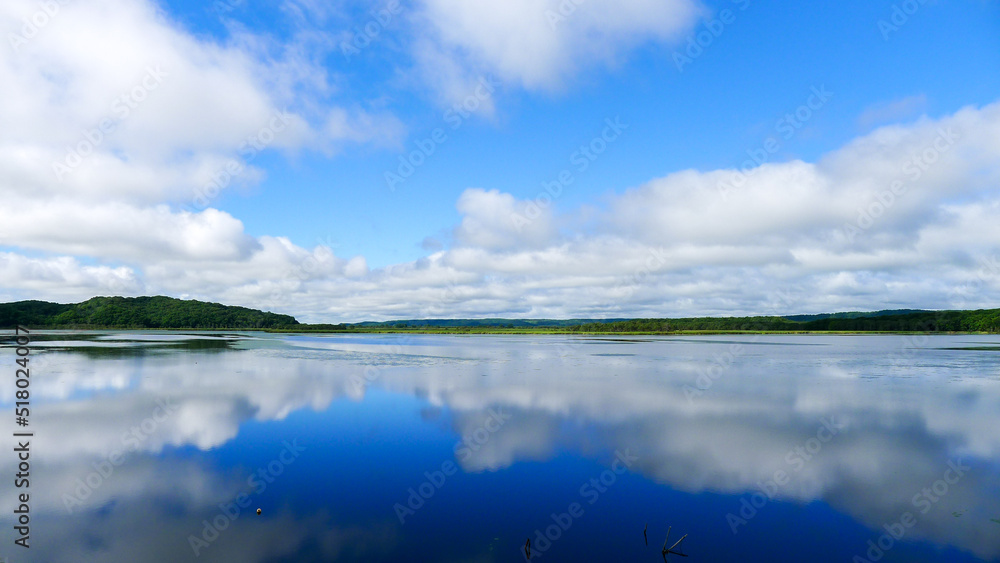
412 0 704 95
4 100 1000 320
1 0 334 200
0 199 259 262
0 253 142 302
131 100 999 321
453 188 557 250
0 0 401 276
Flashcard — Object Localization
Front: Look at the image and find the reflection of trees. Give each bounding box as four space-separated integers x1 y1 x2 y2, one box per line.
33 338 238 359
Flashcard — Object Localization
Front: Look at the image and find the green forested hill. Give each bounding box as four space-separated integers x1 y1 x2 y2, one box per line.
0 296 297 329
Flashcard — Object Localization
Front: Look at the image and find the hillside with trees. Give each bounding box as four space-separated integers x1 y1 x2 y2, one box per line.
0 296 297 329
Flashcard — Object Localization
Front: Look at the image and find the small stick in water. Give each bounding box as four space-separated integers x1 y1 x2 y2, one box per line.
662 531 689 559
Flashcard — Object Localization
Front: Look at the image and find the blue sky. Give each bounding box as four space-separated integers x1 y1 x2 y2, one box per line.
1 0 999 321
192 0 1000 266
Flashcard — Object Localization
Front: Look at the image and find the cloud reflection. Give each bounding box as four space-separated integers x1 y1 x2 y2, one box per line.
1 333 998 560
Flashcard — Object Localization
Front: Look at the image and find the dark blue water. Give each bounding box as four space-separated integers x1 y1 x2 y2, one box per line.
2 332 999 562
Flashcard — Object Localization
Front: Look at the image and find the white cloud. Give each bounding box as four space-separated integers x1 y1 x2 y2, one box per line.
0 0 402 258
0 252 142 301
4 102 1000 320
0 0 403 304
453 188 557 250
0 199 258 261
411 0 704 100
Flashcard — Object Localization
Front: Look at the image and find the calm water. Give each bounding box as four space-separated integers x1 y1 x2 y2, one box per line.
1 332 999 562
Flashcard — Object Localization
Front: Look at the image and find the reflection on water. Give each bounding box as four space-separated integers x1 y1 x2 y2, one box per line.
1 333 998 562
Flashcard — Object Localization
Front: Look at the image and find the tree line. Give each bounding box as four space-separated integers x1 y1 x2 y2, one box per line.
0 296 298 329
2 296 997 333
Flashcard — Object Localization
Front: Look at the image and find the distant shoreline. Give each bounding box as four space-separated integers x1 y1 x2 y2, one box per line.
2 296 998 334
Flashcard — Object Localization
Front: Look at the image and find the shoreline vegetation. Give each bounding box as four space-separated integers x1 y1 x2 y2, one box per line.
1 296 998 335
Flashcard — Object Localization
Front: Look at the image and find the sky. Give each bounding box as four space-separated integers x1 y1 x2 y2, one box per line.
1 0 999 322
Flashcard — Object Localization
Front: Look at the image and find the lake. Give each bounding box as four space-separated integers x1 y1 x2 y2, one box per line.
2 332 999 562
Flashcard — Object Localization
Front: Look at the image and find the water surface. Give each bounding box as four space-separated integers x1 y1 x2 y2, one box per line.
2 332 999 562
